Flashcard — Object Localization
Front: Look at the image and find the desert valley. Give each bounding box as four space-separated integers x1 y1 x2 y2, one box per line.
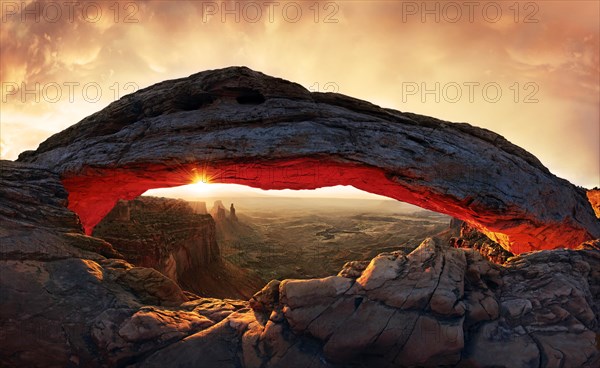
92 195 453 298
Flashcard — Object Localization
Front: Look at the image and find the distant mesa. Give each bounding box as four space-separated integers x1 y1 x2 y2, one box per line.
210 200 227 222
209 200 238 223
93 197 220 286
188 201 208 215
230 203 238 222
103 199 131 222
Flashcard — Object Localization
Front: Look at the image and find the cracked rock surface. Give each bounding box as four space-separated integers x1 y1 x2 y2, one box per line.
131 238 600 368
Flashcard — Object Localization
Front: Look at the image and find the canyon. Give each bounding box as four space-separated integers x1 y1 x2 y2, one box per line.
2 67 599 367
92 197 263 299
214 198 451 280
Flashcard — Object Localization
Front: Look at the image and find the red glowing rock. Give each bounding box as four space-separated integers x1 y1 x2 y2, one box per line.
587 189 600 218
18 67 600 254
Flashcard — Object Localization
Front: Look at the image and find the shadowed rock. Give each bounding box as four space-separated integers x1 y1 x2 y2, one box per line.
92 196 264 299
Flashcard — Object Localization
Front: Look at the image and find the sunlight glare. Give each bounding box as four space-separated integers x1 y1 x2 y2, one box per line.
191 170 212 193
192 180 211 192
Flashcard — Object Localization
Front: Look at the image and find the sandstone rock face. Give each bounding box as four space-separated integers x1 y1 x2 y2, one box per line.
2 160 599 367
92 196 263 299
0 161 252 366
17 67 599 254
0 160 119 261
0 162 194 367
210 200 227 222
188 201 208 215
93 197 220 284
451 219 514 264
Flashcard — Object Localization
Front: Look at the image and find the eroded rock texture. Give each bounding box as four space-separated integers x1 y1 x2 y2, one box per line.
93 197 220 284
1 161 190 367
450 219 514 264
2 160 599 367
138 239 600 368
92 197 263 299
17 67 599 253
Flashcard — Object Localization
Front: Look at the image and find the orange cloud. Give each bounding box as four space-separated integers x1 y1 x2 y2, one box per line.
1 0 598 188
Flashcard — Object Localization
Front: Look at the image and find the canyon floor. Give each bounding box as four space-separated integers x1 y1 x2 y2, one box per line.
209 197 450 281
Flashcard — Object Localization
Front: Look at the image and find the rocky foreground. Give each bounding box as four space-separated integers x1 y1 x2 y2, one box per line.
1 160 599 367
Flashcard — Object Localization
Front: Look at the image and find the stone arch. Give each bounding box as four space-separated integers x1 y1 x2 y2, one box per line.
18 67 600 254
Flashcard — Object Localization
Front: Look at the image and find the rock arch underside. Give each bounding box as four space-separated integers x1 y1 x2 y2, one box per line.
2 67 599 368
17 67 600 254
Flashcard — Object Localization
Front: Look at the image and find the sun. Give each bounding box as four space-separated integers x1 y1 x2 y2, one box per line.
191 179 211 192
190 169 214 193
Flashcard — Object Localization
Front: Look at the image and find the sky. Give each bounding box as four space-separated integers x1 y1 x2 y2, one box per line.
1 0 599 199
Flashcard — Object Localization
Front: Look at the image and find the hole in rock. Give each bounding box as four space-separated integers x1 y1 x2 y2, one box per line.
231 87 266 104
61 160 526 301
90 178 511 301
64 161 483 241
174 92 215 111
236 93 266 105
64 159 590 255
